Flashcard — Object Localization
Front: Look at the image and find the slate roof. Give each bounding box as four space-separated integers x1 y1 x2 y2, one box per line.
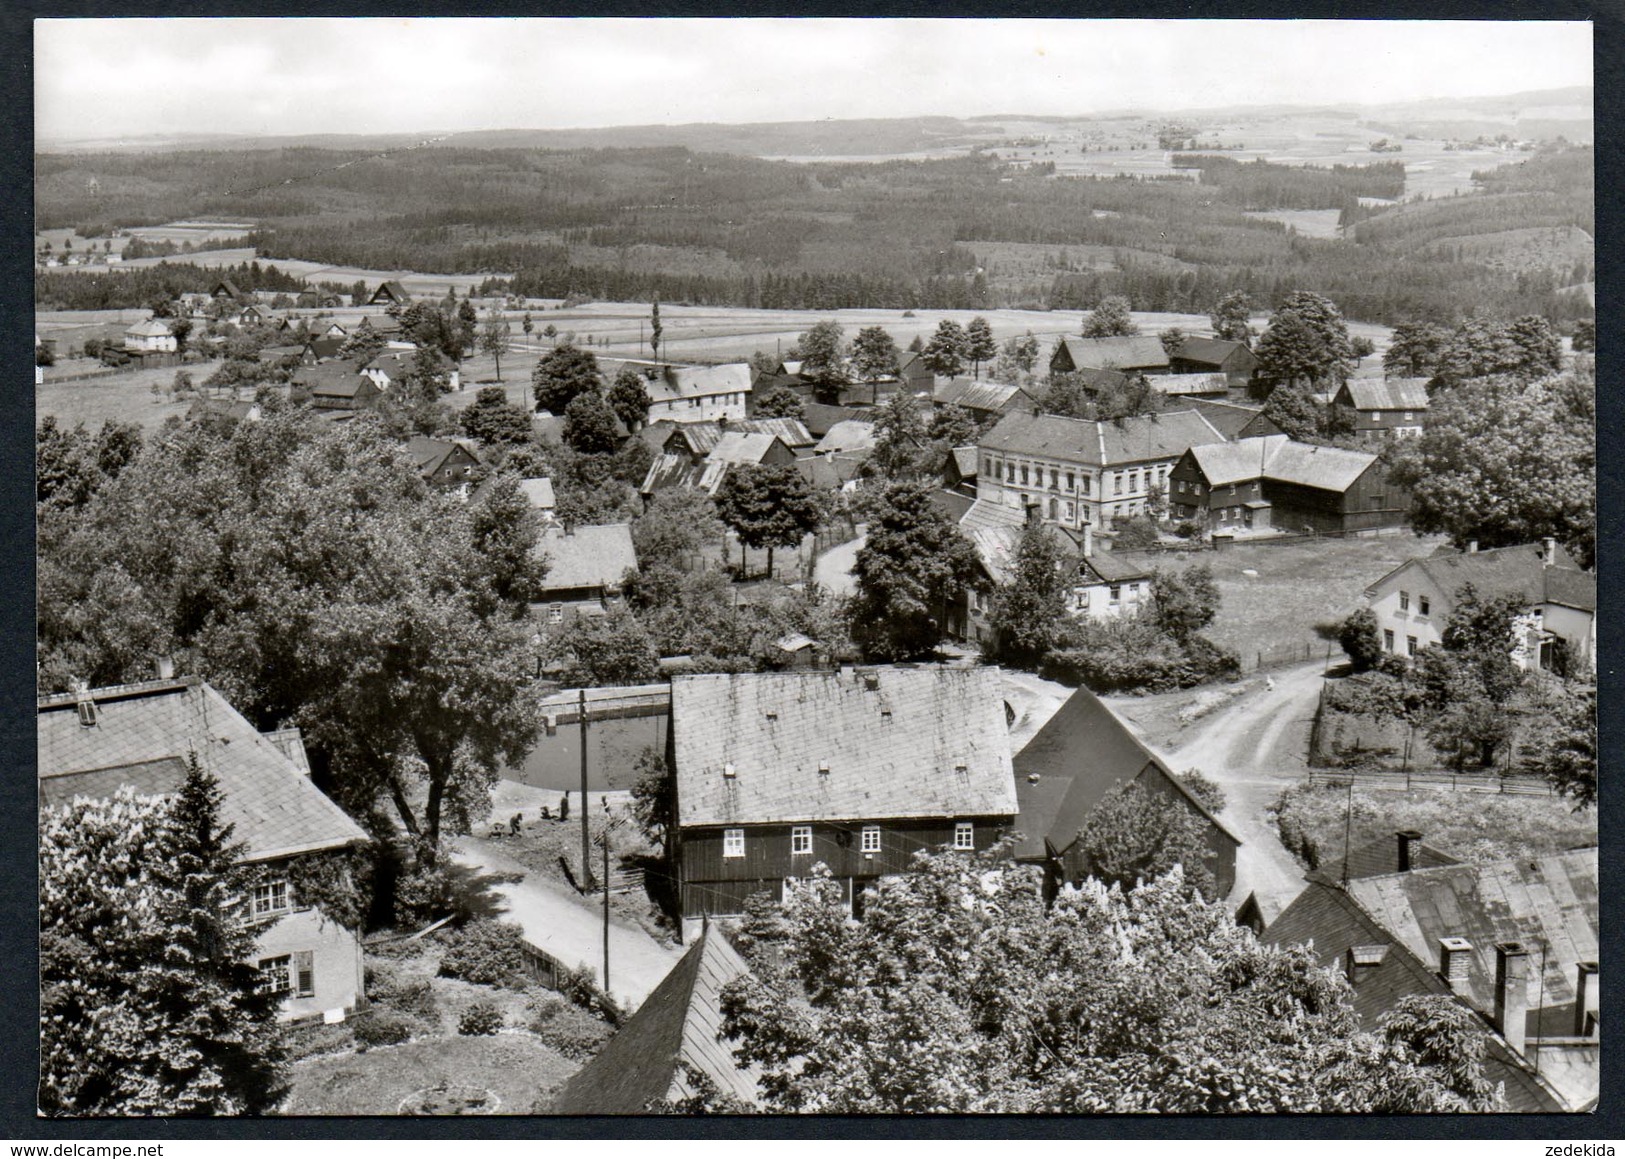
672 668 1017 828
1173 337 1254 369
1340 378 1430 412
708 431 785 466
1079 549 1153 584
646 363 753 405
1183 397 1278 440
1054 335 1170 372
979 410 1225 468
793 452 866 490
1188 435 1378 492
1329 833 1461 882
38 678 367 863
548 925 764 1114
1368 544 1592 613
1262 880 1566 1113
124 318 173 338
813 420 878 455
406 436 482 477
1011 686 1239 856
535 523 639 592
1346 850 1599 1033
1145 373 1228 396
959 498 1027 532
934 379 1033 414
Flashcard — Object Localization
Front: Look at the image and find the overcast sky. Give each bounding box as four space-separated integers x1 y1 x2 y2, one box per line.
36 18 1593 143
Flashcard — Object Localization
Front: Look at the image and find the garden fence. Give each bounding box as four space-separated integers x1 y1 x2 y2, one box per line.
1307 767 1557 797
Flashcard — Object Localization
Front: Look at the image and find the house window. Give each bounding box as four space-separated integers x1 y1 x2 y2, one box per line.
1129 583 1141 598
1178 479 1188 494
861 825 881 853
954 822 975 851
1049 497 1059 520
1075 590 1090 610
548 603 564 625
723 829 745 858
1398 591 1410 612
257 955 292 996
1109 585 1122 604
294 951 315 998
1129 472 1140 493
1407 636 1418 657
1419 595 1430 617
1383 629 1395 652
1050 468 1059 489
791 825 812 855
1113 474 1123 495
1020 465 1029 485
1066 471 1075 491
252 880 290 918
1403 411 1414 421
1005 462 1015 483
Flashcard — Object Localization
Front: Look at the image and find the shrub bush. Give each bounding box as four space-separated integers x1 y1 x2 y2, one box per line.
1177 769 1228 815
284 1020 356 1061
553 964 624 1026
458 1000 505 1037
353 1010 417 1051
366 961 439 1020
527 998 614 1060
437 919 528 987
1175 520 1204 540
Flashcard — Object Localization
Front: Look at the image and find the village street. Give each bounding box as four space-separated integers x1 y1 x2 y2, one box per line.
812 532 863 596
1157 660 1328 922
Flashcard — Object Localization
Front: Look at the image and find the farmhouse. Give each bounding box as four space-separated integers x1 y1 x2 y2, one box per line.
1168 435 1407 536
212 279 245 301
932 378 1039 424
38 677 370 1023
813 419 879 457
406 436 484 491
1167 336 1258 388
123 317 176 354
1362 540 1595 671
976 409 1226 530
1332 378 1430 442
693 431 798 496
547 925 764 1113
1182 396 1282 441
1011 685 1240 899
529 522 639 631
1143 373 1229 399
368 280 413 307
1049 335 1170 376
300 336 346 363
668 667 1018 938
1265 848 1599 1111
623 361 753 424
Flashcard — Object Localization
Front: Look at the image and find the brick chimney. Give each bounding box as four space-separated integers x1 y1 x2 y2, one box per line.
1493 941 1529 1057
1438 937 1473 993
1542 537 1558 567
1466 539 1479 554
1575 961 1599 1038
1080 522 1093 558
156 654 176 680
1396 829 1422 873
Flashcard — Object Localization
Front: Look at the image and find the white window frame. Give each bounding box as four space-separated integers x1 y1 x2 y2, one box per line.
723 828 745 858
252 880 290 918
1399 591 1410 612
257 954 292 996
860 825 881 853
293 950 315 998
953 822 975 851
790 825 812 855
1418 595 1430 617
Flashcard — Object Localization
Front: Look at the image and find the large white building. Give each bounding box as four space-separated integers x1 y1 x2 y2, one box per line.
620 360 752 424
975 409 1226 530
123 317 177 353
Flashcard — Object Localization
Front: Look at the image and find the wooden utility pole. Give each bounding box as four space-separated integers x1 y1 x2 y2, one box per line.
579 688 591 890
602 825 611 997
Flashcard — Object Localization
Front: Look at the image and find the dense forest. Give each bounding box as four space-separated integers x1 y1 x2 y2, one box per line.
1168 154 1407 208
34 261 326 311
34 142 1594 325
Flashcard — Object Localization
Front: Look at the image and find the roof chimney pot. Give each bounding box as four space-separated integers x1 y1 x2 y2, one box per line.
1542 537 1557 567
1493 941 1530 1058
1467 539 1479 554
1397 829 1422 873
1438 937 1473 992
1575 961 1599 1038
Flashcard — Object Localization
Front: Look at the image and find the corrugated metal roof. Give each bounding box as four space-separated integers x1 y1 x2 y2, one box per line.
673 668 1017 828
38 678 367 862
933 379 1033 414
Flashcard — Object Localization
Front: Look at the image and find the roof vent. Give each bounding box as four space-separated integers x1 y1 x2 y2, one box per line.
861 671 880 692
818 761 830 776
954 761 968 775
723 763 736 779
1027 773 1041 784
73 681 96 728
766 710 778 722
880 709 892 722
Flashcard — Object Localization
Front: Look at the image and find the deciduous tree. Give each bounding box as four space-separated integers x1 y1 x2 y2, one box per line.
850 481 979 660
562 390 622 456
870 392 929 479
1082 296 1137 338
796 320 847 392
753 384 806 420
460 386 535 450
988 521 1072 669
1210 291 1253 345
532 344 604 415
921 319 968 377
1149 564 1220 643
964 316 997 379
478 307 512 381
1255 291 1354 389
714 463 822 577
606 368 652 431
850 326 900 396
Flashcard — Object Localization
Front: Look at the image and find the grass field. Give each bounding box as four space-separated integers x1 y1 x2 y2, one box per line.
1124 531 1444 665
283 1032 579 1115
37 361 222 431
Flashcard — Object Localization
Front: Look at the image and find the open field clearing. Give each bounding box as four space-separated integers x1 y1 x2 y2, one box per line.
1243 209 1343 239
1121 530 1443 664
36 361 221 430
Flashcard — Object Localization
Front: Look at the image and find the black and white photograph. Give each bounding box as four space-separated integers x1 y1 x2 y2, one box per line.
30 16 1597 1120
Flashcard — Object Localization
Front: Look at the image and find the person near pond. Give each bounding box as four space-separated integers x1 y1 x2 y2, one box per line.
559 794 570 822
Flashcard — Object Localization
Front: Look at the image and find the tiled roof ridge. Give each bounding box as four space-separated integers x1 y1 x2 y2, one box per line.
38 675 201 710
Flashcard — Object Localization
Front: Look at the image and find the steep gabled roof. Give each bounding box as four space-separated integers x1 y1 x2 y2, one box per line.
672 668 1017 828
1330 833 1462 882
1079 549 1153 584
534 523 639 592
124 318 173 338
548 926 764 1114
814 420 878 455
958 498 1027 532
1339 378 1430 412
933 379 1033 414
406 436 482 477
967 524 1075 587
1055 335 1169 372
1183 397 1278 440
1011 686 1239 855
38 678 367 862
1187 435 1376 492
737 416 815 449
708 431 786 466
927 488 975 525
793 451 865 490
1172 336 1255 370
802 402 867 437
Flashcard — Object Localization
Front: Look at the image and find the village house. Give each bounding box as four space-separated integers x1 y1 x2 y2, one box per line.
362 350 460 392
529 522 640 632
123 317 176 354
294 362 380 415
212 279 245 302
932 378 1039 425
188 397 264 424
406 436 484 491
300 335 346 364
976 409 1226 530
1167 336 1259 388
812 418 879 457
1332 378 1430 443
1049 335 1170 377
941 445 979 496
38 676 370 1023
619 360 753 424
693 431 798 495
1181 396 1282 441
547 924 764 1113
367 280 413 308
1012 685 1241 900
668 667 1018 938
639 423 800 501
1143 373 1230 400
801 402 869 439
1264 846 1599 1111
1168 435 1408 536
1362 540 1596 671
793 451 867 493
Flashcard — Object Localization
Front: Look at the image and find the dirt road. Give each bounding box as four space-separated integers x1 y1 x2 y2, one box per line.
813 532 864 596
1156 660 1329 923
